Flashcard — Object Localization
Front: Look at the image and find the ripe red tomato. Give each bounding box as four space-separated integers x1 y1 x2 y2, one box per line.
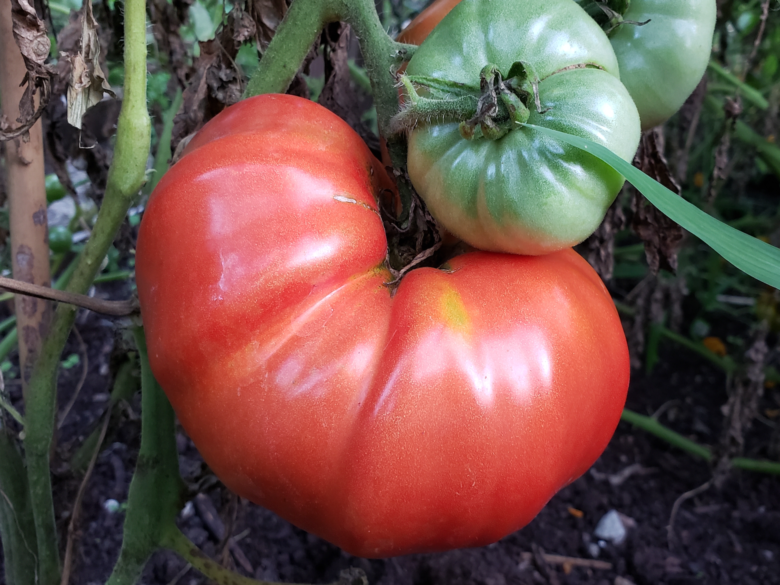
136 94 629 558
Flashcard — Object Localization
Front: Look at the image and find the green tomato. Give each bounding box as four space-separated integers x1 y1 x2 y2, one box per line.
606 0 717 130
49 226 73 253
405 0 641 255
45 174 67 203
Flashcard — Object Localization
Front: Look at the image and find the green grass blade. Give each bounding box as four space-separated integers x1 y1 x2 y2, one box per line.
707 61 769 110
525 124 780 289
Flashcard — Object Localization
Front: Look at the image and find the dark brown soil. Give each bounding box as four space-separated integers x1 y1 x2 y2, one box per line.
2 288 779 585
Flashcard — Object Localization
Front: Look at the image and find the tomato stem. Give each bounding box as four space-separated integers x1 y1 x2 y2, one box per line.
244 0 422 225
21 0 151 580
621 409 780 475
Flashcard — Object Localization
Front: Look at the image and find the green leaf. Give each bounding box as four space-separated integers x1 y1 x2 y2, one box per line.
525 124 780 289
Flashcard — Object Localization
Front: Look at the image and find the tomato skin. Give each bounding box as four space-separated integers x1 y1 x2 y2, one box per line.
402 0 716 131
397 0 460 45
136 94 630 558
405 0 641 255
609 0 716 130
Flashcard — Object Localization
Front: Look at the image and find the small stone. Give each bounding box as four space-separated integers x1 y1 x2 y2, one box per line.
180 500 195 520
594 509 627 545
760 550 774 562
103 499 120 514
588 543 601 558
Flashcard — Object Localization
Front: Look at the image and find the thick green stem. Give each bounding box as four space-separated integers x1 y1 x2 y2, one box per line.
22 0 151 581
106 329 182 585
243 0 335 98
0 429 38 585
244 0 416 218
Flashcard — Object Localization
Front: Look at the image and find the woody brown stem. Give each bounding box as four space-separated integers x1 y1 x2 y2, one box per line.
0 275 138 316
0 0 52 392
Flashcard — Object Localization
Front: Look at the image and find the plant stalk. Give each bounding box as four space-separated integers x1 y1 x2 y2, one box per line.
0 428 38 585
106 329 182 585
21 0 151 580
244 0 417 219
621 408 780 475
0 0 53 392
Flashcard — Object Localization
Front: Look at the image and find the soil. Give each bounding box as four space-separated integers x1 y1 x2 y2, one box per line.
1 282 779 585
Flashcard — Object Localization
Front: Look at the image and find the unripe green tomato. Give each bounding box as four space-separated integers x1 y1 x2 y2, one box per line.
406 0 641 255
45 174 67 203
609 0 716 130
49 226 73 253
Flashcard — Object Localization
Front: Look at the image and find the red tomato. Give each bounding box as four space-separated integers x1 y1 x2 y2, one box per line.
397 0 459 44
136 94 629 558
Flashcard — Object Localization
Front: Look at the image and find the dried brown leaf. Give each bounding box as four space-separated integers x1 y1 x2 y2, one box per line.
148 0 194 87
714 323 770 486
0 0 53 141
579 189 627 281
10 0 49 68
250 0 288 48
62 0 116 129
319 23 378 151
707 97 742 201
632 130 685 274
171 4 262 151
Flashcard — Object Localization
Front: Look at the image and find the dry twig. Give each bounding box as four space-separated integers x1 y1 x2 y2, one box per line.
0 275 137 316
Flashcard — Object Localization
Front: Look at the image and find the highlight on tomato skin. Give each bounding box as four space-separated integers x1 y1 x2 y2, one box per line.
135 94 630 558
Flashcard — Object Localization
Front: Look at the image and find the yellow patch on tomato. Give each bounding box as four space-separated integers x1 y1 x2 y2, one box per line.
439 286 470 333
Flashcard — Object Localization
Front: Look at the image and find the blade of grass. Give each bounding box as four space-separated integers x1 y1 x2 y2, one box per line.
525 124 780 289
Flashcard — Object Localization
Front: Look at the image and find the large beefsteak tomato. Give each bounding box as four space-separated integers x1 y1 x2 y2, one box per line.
136 94 630 558
404 0 640 256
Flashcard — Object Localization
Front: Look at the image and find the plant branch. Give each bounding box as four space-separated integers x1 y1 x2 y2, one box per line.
244 0 419 220
106 329 182 585
22 0 151 579
621 409 780 475
0 276 137 316
0 395 24 427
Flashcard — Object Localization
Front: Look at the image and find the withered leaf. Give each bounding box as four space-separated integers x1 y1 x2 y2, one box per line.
319 23 379 152
1 0 53 141
171 4 259 151
579 189 627 281
632 129 685 274
148 0 194 87
63 0 116 129
250 0 288 48
713 323 769 486
707 97 742 202
10 0 49 68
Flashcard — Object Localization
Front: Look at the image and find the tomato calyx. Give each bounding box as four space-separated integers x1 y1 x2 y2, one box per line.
390 61 544 141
